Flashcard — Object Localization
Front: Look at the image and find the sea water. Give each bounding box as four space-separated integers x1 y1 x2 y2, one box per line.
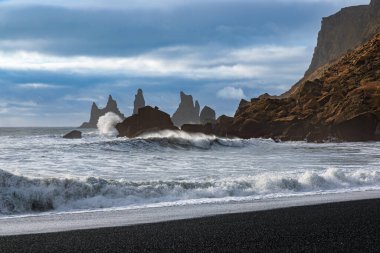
0 127 379 217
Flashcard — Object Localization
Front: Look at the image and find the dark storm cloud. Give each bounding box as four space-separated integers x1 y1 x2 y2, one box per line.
0 2 333 57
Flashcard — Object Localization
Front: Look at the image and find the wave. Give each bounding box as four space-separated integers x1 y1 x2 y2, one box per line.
1 168 380 215
78 130 255 151
97 112 123 136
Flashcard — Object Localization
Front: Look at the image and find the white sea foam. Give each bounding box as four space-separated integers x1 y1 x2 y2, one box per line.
139 130 249 149
0 128 379 217
97 112 123 136
1 167 380 215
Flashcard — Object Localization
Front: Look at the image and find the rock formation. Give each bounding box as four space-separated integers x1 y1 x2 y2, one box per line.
133 89 145 115
182 115 234 137
63 130 82 139
305 0 380 76
171 92 201 127
80 95 125 128
116 106 178 138
200 106 216 124
229 33 380 142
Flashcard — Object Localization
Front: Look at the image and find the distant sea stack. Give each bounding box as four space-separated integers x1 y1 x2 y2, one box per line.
171 92 201 127
200 106 216 124
133 89 145 115
80 95 125 128
305 0 380 76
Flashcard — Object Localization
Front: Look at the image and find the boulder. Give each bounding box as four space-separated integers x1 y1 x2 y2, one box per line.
171 91 200 127
63 130 82 139
80 95 125 128
133 89 145 115
116 106 178 138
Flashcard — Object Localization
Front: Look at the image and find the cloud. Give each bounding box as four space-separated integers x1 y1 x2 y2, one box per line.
0 99 38 115
0 1 336 57
0 0 370 10
217 87 246 100
63 95 104 102
0 44 309 81
17 83 64 89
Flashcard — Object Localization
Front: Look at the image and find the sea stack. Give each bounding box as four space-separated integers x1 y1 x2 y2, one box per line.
171 91 201 127
133 89 145 115
80 95 125 128
200 106 216 124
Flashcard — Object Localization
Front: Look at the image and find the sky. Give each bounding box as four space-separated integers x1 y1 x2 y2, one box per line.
0 0 370 127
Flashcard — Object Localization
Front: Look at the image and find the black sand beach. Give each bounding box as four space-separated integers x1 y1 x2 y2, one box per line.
1 198 380 252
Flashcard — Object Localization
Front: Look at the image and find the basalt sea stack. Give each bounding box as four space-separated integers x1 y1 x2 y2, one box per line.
171 92 200 127
80 95 125 128
133 89 145 115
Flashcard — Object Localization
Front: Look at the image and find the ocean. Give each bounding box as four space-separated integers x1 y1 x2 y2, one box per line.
1 126 379 220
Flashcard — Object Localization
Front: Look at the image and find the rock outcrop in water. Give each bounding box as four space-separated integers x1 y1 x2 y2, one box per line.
305 0 380 76
171 92 201 127
133 89 145 115
116 106 178 138
228 33 380 142
63 130 82 139
80 95 125 128
182 115 234 137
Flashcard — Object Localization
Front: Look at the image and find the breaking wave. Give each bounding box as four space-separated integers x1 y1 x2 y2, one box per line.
136 130 250 149
1 168 380 215
97 112 123 136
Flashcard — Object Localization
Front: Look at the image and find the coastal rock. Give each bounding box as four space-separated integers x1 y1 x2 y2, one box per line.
305 0 380 76
200 106 216 124
230 33 380 142
80 95 125 128
116 106 178 138
63 130 82 139
133 89 145 115
171 92 201 127
182 123 214 135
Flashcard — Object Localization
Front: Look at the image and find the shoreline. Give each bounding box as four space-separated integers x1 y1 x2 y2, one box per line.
1 197 380 252
1 190 380 236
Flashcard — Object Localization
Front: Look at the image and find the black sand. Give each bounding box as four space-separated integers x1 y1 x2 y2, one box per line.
1 198 380 252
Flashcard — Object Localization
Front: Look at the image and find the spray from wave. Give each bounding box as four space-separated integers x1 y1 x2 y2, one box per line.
97 112 123 136
1 168 380 215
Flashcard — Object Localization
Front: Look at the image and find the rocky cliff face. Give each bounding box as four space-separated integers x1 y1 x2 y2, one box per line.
80 95 125 128
230 34 380 142
171 92 201 127
305 0 380 77
133 89 145 115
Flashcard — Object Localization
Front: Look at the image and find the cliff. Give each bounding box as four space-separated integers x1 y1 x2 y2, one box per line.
80 95 125 128
305 0 380 77
230 33 380 142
